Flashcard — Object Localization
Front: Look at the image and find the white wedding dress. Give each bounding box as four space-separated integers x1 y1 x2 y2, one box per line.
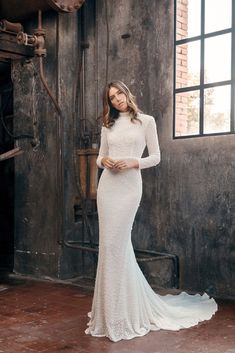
85 112 217 342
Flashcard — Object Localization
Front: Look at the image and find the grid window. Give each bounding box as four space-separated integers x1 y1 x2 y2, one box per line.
174 0 235 138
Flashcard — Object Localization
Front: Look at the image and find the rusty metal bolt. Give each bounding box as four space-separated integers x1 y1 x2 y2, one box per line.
68 5 73 11
60 4 65 9
76 1 84 8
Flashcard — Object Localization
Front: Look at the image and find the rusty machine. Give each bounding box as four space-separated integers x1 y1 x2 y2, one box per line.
0 0 98 198
0 0 100 274
0 0 85 156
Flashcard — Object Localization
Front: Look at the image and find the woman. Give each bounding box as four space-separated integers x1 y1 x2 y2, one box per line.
85 81 217 342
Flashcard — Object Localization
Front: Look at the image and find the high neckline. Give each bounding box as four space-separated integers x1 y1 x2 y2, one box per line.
119 111 131 118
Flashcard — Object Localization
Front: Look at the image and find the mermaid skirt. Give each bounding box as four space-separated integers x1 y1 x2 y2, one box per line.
85 168 217 342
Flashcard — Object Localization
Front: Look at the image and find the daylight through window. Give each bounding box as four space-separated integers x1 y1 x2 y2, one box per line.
174 0 235 138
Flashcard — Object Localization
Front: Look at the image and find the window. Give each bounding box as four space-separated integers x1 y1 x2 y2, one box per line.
174 0 235 138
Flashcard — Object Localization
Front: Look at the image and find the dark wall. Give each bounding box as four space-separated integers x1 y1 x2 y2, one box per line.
0 76 14 270
11 0 235 298
82 0 235 298
13 11 85 279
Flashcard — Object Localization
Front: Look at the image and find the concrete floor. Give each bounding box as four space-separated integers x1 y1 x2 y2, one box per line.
0 275 235 353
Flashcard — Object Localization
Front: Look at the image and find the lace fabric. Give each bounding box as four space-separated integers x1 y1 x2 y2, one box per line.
85 113 217 342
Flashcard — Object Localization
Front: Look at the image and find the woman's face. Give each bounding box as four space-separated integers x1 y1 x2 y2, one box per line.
109 86 128 112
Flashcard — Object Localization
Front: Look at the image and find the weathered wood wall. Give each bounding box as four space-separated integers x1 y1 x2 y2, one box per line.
13 11 86 278
82 0 235 297
11 0 235 298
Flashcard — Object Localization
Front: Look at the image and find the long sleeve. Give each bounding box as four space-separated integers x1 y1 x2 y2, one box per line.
138 117 161 169
96 126 108 169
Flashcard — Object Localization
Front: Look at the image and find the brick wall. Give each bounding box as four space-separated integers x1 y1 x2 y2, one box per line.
175 0 188 136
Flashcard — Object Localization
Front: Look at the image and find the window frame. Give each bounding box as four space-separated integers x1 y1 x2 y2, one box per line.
173 0 235 139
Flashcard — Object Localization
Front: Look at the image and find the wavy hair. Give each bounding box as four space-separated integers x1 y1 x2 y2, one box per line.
102 81 141 128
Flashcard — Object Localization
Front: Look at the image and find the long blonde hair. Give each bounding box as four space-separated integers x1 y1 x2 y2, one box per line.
102 81 141 128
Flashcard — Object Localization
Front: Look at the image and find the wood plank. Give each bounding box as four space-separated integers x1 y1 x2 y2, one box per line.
0 32 34 59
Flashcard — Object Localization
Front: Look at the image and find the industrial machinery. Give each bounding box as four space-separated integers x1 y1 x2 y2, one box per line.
0 0 85 21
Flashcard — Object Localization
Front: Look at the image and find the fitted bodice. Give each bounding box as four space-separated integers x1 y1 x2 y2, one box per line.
107 112 146 159
96 112 161 170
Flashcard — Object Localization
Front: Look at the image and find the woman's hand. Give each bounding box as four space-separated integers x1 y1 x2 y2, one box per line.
113 159 139 170
101 157 139 170
101 157 116 169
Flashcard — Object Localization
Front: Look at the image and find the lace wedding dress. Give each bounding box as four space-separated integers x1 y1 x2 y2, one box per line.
85 112 217 342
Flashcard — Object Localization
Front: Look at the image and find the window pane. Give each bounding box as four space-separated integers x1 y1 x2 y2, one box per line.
176 41 200 89
204 85 231 134
204 34 231 84
205 0 231 34
176 0 201 40
175 91 200 136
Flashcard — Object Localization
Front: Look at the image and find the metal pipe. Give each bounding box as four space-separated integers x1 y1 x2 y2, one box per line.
32 10 62 115
64 240 98 253
63 240 179 288
70 28 98 256
39 56 62 115
81 49 86 134
54 13 65 247
0 147 23 161
38 9 42 31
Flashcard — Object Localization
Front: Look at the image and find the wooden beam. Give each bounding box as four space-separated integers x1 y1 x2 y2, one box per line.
0 32 34 60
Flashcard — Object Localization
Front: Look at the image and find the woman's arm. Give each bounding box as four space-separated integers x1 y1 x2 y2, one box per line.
96 127 116 169
96 127 108 169
113 117 161 171
137 117 161 169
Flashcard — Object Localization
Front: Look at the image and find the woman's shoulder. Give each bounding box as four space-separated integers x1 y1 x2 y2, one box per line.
137 112 156 125
100 125 108 134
